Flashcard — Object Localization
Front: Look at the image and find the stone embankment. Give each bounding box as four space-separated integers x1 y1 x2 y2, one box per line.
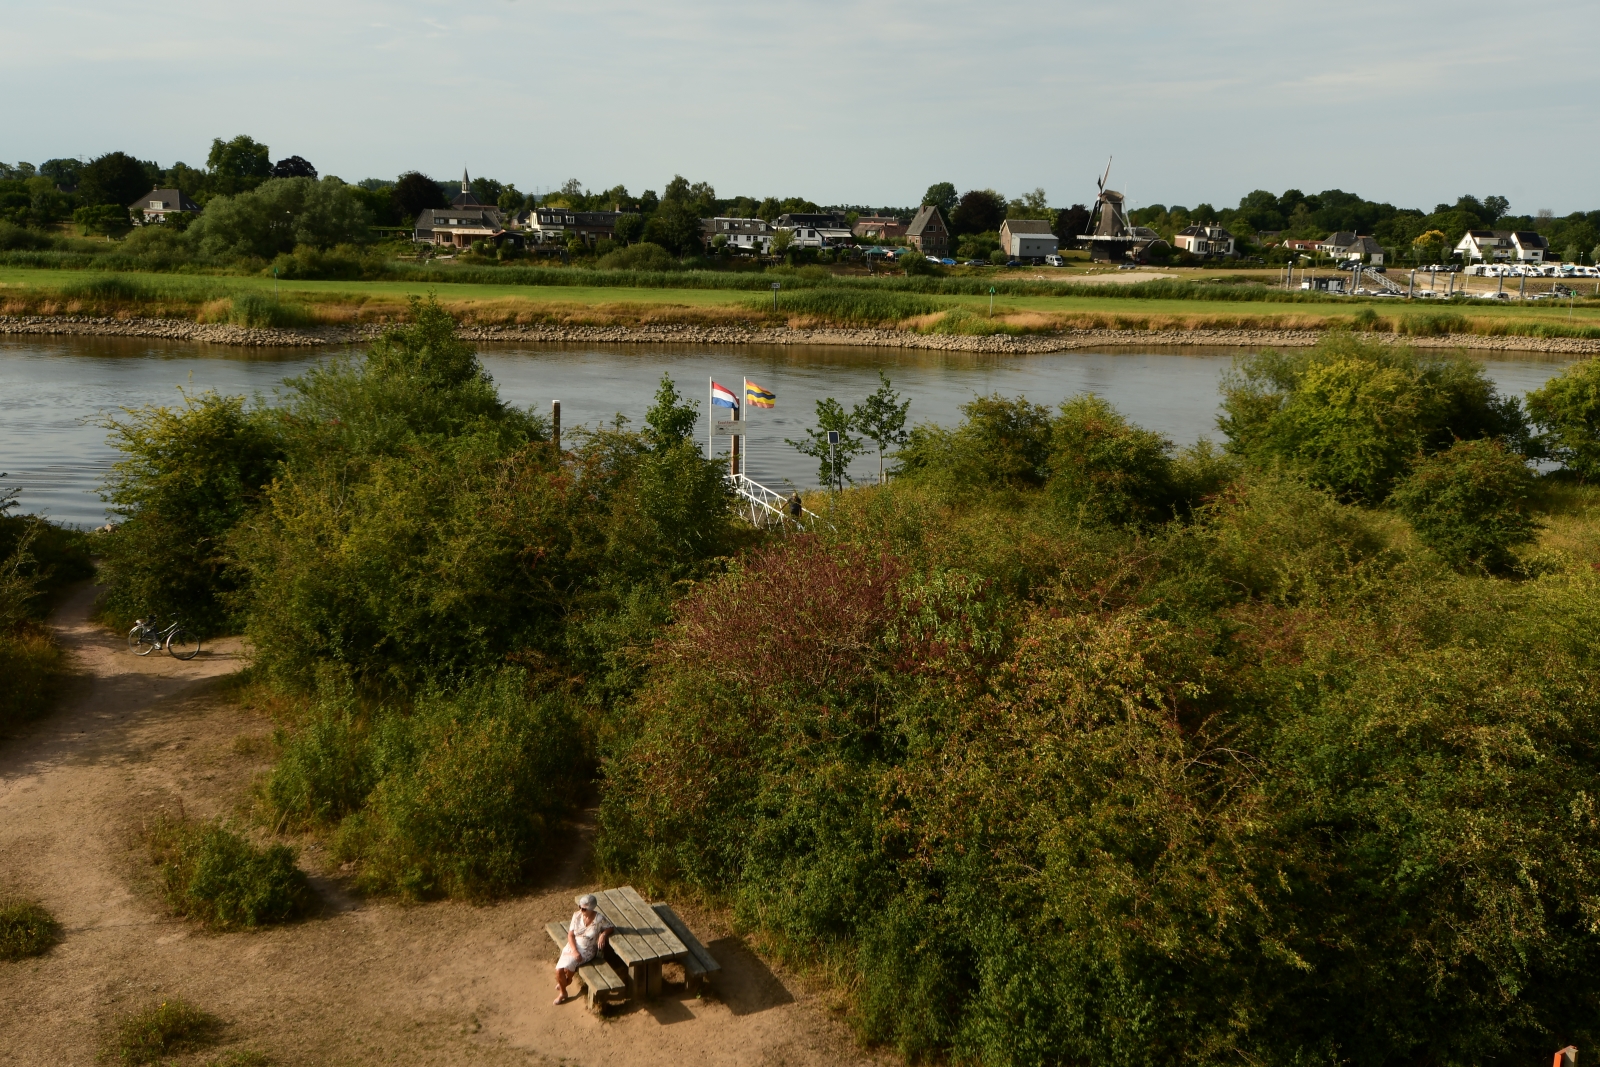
3 315 1598 356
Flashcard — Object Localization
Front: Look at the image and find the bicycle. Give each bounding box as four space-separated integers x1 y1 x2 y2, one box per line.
128 615 202 660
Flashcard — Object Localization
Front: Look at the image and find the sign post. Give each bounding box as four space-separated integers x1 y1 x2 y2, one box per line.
827 429 840 491
771 281 781 310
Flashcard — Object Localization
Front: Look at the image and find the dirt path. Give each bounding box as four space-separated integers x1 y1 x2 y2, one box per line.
0 586 880 1066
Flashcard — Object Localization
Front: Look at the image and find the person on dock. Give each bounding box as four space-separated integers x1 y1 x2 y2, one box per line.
555 894 614 1005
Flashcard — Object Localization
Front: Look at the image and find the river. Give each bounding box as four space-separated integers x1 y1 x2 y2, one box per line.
0 336 1577 528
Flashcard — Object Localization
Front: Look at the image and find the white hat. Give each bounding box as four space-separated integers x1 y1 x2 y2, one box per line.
577 894 597 910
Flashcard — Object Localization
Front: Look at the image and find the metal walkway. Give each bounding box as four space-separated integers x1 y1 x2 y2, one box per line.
726 473 826 531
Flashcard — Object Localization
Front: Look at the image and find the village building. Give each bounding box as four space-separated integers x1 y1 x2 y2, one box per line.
905 205 949 257
1174 223 1236 257
852 215 907 240
524 206 624 247
129 188 201 224
999 219 1059 262
1455 229 1549 263
1316 231 1359 258
774 212 854 249
414 171 508 247
1283 238 1320 253
702 217 775 253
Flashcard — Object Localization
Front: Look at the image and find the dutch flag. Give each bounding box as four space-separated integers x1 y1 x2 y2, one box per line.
710 381 738 408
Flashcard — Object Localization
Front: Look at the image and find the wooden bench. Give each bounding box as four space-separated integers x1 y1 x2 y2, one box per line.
651 902 721 994
545 921 628 1012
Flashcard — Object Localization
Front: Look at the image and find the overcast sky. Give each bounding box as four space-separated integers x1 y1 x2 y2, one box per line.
7 1 1597 215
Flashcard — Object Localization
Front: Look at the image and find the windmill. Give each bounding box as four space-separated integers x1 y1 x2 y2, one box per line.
1078 158 1167 263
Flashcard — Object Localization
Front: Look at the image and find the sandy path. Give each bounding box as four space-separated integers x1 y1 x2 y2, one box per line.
0 586 879 1066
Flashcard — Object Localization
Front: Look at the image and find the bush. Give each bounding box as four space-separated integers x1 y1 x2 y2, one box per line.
0 896 60 959
0 221 54 251
104 998 222 1065
0 625 66 733
597 241 678 271
146 816 311 929
0 505 88 731
1390 438 1539 572
59 275 157 303
1527 356 1600 479
98 391 283 635
1047 393 1182 525
192 177 370 260
895 394 1059 495
1220 334 1529 502
330 673 585 899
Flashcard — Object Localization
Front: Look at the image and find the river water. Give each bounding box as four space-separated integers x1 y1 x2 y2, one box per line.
0 336 1577 528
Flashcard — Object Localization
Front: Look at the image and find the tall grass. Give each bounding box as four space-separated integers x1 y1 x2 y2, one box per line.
225 292 312 328
103 999 222 1065
755 287 947 323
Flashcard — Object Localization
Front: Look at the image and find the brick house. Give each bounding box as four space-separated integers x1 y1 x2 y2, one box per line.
906 205 948 257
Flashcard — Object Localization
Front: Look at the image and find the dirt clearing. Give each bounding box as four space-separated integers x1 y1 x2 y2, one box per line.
0 585 879 1066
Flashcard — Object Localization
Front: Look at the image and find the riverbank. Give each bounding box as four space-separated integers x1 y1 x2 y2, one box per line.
4 314 1599 355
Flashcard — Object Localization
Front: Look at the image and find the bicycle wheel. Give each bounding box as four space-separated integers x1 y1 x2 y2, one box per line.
167 627 201 661
129 625 158 656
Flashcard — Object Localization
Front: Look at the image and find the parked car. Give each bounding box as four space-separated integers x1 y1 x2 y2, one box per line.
940 258 956 266
1477 291 1513 301
1118 263 1138 271
1006 259 1022 267
925 255 942 264
1044 254 1064 267
963 259 987 266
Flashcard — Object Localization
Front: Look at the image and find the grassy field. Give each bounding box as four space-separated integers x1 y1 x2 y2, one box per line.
2 264 1599 338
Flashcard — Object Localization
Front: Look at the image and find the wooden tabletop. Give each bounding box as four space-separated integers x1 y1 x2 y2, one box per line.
587 887 687 967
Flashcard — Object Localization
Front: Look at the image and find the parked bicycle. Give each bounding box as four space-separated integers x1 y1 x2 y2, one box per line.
128 614 201 660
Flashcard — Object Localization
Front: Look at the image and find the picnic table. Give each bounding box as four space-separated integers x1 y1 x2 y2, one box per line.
546 886 722 1011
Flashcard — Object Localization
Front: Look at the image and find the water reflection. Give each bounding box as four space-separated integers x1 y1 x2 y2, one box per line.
0 337 1577 527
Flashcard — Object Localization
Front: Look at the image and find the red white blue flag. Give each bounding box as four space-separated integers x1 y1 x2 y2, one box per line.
710 381 738 408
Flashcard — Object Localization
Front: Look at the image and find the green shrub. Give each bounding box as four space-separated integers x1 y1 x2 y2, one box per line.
1402 311 1469 336
0 896 60 959
1527 357 1600 479
0 625 67 733
98 391 283 635
1390 438 1539 572
596 241 678 271
1219 334 1529 502
0 221 55 251
104 998 222 1065
333 672 585 899
146 816 311 929
263 688 373 829
59 274 156 303
1047 393 1183 525
0 504 85 731
226 291 311 328
896 394 1055 494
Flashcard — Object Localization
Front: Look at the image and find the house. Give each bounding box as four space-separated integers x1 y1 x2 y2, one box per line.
130 188 201 224
1455 229 1549 263
415 171 509 247
774 213 854 249
702 217 775 253
1316 231 1359 258
999 218 1053 249
852 215 906 240
522 206 622 247
1283 238 1320 253
1173 224 1236 257
905 205 949 257
1347 236 1385 266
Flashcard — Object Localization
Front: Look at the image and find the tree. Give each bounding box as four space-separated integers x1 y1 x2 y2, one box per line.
192 177 370 259
1390 438 1538 573
644 374 699 450
851 373 911 484
39 158 82 187
922 182 958 217
1526 358 1600 479
951 189 1005 236
272 156 318 179
73 203 133 238
1054 204 1090 245
1007 187 1052 220
391 172 448 220
787 398 866 489
613 213 644 245
206 135 273 195
78 151 153 207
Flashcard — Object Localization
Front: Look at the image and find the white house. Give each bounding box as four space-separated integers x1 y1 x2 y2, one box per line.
1455 229 1549 263
1173 224 1235 257
703 217 774 253
1008 232 1059 261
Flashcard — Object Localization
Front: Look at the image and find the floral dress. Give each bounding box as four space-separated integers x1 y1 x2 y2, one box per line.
557 908 614 971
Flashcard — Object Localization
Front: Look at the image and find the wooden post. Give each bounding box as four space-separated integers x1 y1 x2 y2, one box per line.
647 961 663 997
1553 1047 1577 1067
551 399 561 451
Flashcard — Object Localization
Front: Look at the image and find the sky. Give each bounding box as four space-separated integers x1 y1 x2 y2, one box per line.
6 0 1598 215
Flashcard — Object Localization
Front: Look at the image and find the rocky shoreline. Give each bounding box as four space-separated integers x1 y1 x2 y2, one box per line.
3 315 1597 356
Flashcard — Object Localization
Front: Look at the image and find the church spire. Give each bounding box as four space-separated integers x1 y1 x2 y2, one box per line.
462 168 470 194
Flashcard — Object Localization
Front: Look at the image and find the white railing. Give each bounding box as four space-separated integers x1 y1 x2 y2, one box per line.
727 473 826 531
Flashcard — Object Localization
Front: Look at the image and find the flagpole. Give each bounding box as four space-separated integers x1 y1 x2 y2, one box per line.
708 376 713 462
742 377 749 479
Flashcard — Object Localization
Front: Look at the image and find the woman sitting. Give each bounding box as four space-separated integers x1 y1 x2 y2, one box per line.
555 894 615 1005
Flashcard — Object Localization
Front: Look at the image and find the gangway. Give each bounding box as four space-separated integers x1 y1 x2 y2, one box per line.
1355 266 1406 296
727 473 827 531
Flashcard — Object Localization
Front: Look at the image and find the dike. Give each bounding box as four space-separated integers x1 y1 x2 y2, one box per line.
3 315 1598 356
